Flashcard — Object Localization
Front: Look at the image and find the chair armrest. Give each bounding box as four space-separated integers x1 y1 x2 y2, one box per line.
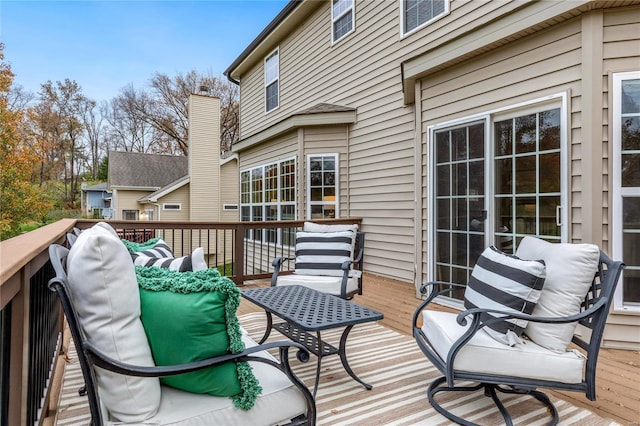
271 256 295 286
85 340 310 377
412 282 467 329
455 297 609 327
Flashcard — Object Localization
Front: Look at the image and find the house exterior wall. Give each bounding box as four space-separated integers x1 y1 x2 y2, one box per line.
157 185 190 222
415 7 640 349
229 0 640 347
220 158 240 222
113 189 151 220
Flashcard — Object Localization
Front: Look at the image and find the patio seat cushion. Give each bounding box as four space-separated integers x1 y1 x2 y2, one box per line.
294 230 355 277
132 247 208 272
136 267 261 409
66 222 161 423
463 246 546 346
104 334 308 426
515 237 600 352
276 273 360 297
421 310 585 384
122 237 175 258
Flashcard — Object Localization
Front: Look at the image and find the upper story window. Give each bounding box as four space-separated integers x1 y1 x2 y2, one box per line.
264 49 279 113
332 0 355 43
403 0 447 35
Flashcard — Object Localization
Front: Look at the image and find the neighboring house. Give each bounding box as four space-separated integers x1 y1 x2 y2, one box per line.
108 95 239 223
80 182 112 219
224 0 640 349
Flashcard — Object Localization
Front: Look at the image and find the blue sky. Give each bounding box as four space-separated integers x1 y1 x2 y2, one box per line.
1 0 289 102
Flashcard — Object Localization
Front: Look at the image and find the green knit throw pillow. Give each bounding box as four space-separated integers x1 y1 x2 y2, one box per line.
136 266 261 410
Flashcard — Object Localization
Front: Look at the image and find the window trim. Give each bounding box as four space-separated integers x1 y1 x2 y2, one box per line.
612 70 640 312
425 93 569 308
400 0 450 38
331 0 355 44
264 48 279 113
306 153 339 220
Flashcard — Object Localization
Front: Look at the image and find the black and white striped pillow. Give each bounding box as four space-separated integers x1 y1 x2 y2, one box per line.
131 239 175 258
464 246 546 346
132 247 208 272
294 231 355 277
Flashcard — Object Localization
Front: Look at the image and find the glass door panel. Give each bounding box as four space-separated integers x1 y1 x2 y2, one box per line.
433 122 485 298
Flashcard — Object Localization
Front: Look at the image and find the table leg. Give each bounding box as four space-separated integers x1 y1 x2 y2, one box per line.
312 331 324 398
339 325 373 390
257 311 273 344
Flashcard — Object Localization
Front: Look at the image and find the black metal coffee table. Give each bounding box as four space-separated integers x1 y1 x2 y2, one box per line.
241 285 384 397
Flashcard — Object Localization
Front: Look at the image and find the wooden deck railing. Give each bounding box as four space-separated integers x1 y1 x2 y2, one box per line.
0 217 361 425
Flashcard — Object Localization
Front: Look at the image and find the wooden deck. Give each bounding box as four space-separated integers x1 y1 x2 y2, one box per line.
240 273 640 425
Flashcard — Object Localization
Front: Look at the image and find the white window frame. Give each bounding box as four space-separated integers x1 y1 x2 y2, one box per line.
264 48 279 113
400 0 449 37
331 0 355 44
240 157 297 244
612 70 640 312
306 153 339 220
426 93 569 292
162 203 182 211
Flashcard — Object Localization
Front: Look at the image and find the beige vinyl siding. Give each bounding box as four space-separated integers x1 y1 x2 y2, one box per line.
302 125 348 217
220 159 239 222
418 18 583 280
189 95 220 222
601 5 640 350
239 130 298 170
115 190 152 220
157 185 190 221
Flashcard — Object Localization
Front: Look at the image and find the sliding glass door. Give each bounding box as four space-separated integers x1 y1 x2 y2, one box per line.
430 102 564 301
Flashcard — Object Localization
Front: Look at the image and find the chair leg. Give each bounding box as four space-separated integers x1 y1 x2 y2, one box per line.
427 376 559 426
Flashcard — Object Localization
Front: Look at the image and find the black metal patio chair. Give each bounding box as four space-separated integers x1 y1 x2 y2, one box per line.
413 238 624 425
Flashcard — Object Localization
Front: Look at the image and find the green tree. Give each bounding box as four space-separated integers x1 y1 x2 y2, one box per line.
0 44 52 240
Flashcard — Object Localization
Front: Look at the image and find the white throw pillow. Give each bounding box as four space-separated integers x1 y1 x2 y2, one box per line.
303 221 358 234
132 247 208 271
66 222 161 422
516 236 600 352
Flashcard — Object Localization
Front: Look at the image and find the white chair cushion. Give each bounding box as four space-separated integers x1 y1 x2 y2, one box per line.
276 273 360 297
421 310 584 384
516 236 600 352
106 334 308 426
67 222 161 422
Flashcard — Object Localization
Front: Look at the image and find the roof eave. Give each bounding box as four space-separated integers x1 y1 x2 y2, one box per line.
232 108 357 153
224 0 321 83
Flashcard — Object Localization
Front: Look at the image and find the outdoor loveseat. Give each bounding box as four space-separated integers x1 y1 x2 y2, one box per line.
48 222 316 425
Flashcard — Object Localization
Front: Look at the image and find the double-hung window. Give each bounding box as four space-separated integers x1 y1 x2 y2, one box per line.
264 49 279 113
332 0 354 43
402 0 448 35
240 158 296 244
613 71 640 311
308 154 338 219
